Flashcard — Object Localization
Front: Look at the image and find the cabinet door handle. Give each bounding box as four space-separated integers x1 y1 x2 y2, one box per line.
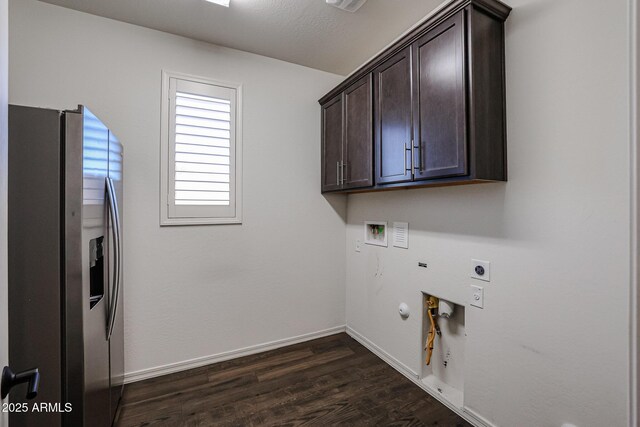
405 143 412 172
413 141 423 172
336 161 340 186
341 162 347 185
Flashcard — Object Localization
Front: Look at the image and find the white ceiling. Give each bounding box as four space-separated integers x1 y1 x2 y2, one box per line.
37 0 444 75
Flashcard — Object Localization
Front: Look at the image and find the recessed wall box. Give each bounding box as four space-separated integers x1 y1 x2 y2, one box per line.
364 221 387 247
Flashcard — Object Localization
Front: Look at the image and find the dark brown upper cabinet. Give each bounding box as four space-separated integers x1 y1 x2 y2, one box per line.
413 12 467 181
319 0 511 194
321 94 343 192
373 47 413 185
344 75 373 189
321 74 373 192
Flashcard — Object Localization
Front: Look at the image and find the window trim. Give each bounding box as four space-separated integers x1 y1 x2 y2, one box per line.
160 70 243 226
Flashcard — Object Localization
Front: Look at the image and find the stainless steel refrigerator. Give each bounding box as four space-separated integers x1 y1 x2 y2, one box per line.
7 105 124 426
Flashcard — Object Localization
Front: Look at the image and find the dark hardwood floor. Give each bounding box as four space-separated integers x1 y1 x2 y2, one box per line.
117 333 471 427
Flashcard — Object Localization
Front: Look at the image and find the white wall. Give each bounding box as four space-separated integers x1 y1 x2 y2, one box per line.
9 0 346 377
0 0 8 424
345 1 631 426
634 0 640 422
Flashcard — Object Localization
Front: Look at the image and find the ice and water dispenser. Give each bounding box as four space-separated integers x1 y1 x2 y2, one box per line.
89 236 104 309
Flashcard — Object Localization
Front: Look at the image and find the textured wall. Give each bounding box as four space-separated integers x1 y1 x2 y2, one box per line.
9 0 346 377
345 1 631 426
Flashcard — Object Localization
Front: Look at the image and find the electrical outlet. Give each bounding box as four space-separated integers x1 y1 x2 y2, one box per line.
355 240 362 252
471 259 490 282
470 285 484 308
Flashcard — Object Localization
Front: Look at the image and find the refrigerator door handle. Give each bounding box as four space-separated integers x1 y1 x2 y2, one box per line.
114 178 123 340
106 177 121 340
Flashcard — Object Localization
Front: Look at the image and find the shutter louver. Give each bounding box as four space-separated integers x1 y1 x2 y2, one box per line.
174 91 232 206
83 109 109 205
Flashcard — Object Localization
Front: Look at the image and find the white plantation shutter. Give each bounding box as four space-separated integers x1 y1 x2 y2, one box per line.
161 72 242 225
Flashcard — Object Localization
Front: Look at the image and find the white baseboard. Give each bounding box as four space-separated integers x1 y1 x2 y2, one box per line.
124 325 346 384
463 406 499 427
345 326 420 379
345 326 495 427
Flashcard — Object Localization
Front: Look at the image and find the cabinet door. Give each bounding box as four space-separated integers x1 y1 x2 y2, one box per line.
344 74 373 189
374 47 413 185
321 94 344 192
413 11 467 180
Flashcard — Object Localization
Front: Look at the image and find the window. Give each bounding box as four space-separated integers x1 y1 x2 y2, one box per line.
161 71 242 225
